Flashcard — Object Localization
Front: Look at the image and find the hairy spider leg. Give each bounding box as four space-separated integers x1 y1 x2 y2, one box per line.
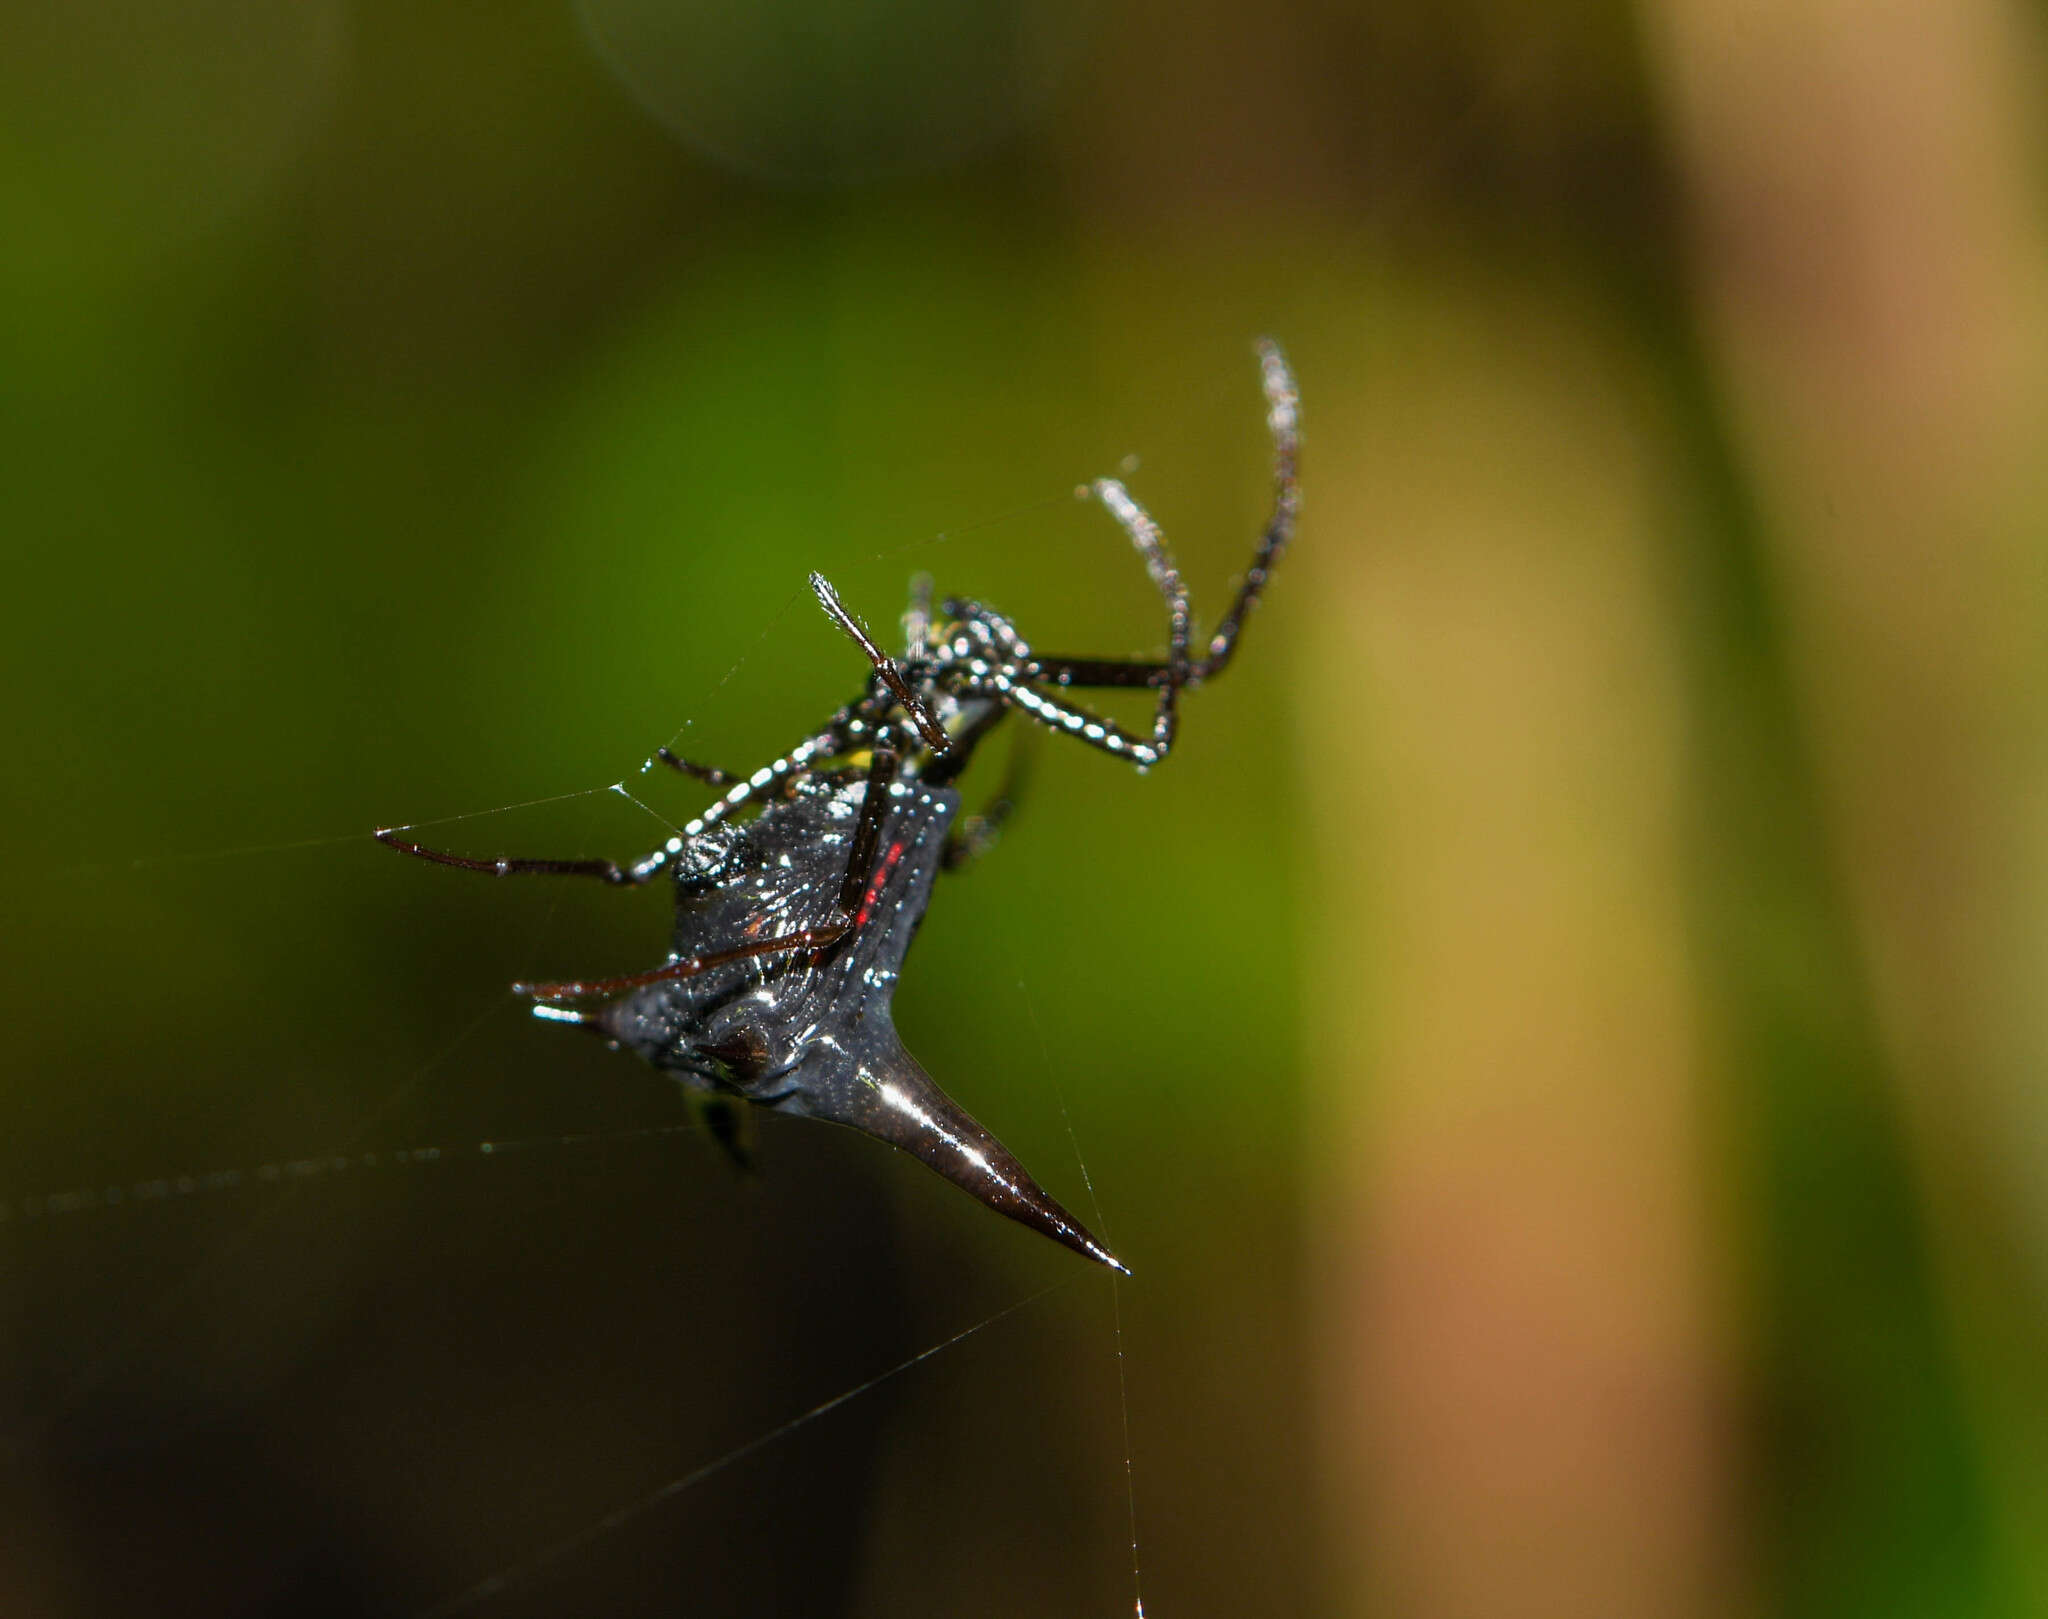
922 574 1186 770
809 571 951 754
1095 477 1194 670
513 922 855 1002
836 745 903 915
992 676 1174 768
1025 337 1300 693
369 833 659 887
923 478 1196 770
569 685 903 885
373 749 745 885
936 597 1034 663
653 748 738 787
940 728 1033 871
1090 475 1190 753
892 471 1197 774
515 738 918 1006
1192 336 1300 683
377 716 854 888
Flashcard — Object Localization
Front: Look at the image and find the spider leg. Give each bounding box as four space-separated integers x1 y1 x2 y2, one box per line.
629 722 852 880
1093 477 1193 673
1092 474 1191 736
836 744 903 914
1195 338 1299 682
376 736 799 886
937 597 1033 663
520 742 908 1004
653 748 739 787
378 698 877 924
993 678 1176 767
1019 658 1170 689
917 690 1006 787
941 728 1033 871
372 830 662 886
1015 339 1300 692
809 572 951 754
375 739 824 888
960 478 1189 768
512 920 856 1003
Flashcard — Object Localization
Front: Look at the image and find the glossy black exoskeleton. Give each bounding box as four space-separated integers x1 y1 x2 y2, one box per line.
593 773 1120 1267
378 342 1300 1270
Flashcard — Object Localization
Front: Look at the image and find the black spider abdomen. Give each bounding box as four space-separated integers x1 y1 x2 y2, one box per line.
598 776 958 1101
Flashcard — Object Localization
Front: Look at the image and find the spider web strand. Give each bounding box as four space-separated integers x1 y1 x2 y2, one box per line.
418 1281 1070 1618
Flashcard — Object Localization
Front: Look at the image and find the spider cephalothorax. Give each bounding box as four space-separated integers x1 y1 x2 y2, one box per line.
378 342 1300 1270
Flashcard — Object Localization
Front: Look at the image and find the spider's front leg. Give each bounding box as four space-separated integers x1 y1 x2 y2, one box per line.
1021 337 1300 705
965 477 1193 771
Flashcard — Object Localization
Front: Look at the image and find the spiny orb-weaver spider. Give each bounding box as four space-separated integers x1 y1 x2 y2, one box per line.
377 342 1299 1271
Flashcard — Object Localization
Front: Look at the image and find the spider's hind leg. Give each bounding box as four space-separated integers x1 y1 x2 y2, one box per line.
941 727 1034 871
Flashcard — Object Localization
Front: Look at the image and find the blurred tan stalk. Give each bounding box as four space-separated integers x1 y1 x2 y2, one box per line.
1646 0 2048 1599
1303 296 1730 1618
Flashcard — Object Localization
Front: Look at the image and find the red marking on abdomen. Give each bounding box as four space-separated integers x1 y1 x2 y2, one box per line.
855 839 907 927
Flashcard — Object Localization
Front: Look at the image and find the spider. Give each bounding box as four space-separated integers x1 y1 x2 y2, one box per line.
377 342 1299 1271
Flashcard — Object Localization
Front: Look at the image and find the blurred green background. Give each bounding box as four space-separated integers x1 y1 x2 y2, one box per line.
5 1 2048 1615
